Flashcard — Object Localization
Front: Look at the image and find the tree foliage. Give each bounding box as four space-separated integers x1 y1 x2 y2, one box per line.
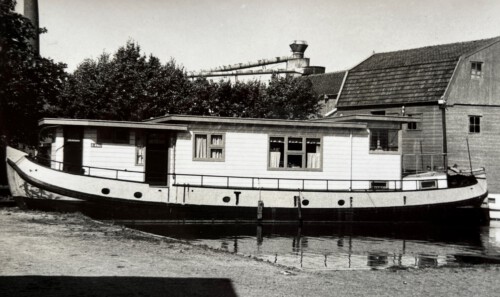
264 76 319 119
59 41 191 121
0 0 67 146
61 42 320 122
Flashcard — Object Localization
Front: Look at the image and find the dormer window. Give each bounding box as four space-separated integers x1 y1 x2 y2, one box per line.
471 62 483 78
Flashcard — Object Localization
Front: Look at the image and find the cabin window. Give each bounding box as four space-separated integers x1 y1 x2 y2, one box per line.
469 116 481 133
371 181 388 190
420 180 437 189
193 133 225 161
97 128 130 144
370 129 399 152
471 62 483 78
371 111 386 115
269 136 321 170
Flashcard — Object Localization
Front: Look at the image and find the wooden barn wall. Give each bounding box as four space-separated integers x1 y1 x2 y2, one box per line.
446 105 500 194
446 41 500 106
445 42 500 194
173 128 402 187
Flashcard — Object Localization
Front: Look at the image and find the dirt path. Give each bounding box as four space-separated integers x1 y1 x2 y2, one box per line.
0 208 499 297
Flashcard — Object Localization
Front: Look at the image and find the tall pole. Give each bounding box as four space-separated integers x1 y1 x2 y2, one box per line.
24 0 40 56
466 137 473 174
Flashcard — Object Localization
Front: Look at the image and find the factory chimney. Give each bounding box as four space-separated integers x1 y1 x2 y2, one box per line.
289 40 308 59
24 0 40 55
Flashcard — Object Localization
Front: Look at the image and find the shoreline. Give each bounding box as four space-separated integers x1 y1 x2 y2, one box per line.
0 207 499 296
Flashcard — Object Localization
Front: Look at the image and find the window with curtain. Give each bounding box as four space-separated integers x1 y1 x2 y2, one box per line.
269 136 322 170
193 133 225 161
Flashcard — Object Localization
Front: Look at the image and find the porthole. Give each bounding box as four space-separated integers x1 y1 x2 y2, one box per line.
134 192 142 199
101 188 110 195
302 199 309 206
338 199 345 206
222 196 231 203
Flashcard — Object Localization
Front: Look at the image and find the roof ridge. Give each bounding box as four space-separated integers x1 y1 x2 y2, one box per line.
373 36 500 56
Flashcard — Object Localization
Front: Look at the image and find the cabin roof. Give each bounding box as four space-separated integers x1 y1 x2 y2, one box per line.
146 114 370 129
39 114 414 132
313 114 420 123
39 118 188 131
337 36 500 108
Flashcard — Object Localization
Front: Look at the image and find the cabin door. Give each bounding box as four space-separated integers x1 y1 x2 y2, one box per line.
63 127 83 174
145 132 169 185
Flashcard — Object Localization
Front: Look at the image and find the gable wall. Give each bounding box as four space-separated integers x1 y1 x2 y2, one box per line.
447 41 500 105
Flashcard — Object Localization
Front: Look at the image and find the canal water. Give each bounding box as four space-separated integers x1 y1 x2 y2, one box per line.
127 222 500 271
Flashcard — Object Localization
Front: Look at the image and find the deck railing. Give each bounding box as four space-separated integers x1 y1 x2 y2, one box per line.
28 155 464 192
402 153 447 176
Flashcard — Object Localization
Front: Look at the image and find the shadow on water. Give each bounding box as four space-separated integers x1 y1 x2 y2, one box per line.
0 276 237 297
128 222 500 270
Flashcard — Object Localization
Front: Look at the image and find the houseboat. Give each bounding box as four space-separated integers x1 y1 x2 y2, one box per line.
5 115 488 223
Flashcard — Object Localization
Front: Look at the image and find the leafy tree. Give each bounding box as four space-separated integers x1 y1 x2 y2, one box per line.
60 40 320 122
0 0 67 146
263 75 319 119
59 41 191 121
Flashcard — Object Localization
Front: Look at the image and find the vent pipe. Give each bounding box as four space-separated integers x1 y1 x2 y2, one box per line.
289 40 308 59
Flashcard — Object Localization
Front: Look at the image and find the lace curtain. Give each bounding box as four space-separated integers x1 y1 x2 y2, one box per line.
195 135 207 158
270 151 281 168
307 144 321 169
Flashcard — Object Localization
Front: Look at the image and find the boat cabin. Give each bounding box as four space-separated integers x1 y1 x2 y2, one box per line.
38 115 423 192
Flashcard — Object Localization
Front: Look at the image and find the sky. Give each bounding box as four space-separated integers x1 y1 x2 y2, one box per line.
15 0 500 73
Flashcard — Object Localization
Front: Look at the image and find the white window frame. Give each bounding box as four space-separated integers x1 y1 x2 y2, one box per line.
193 132 225 162
268 135 322 171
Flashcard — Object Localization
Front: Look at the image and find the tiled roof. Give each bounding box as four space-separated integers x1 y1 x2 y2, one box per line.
304 71 346 96
337 37 500 108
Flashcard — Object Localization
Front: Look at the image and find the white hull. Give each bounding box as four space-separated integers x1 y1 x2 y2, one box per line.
6 146 489 222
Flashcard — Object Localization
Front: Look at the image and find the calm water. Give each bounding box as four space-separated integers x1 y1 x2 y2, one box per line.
127 222 500 271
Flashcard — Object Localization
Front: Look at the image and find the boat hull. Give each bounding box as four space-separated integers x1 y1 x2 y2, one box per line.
13 194 488 224
6 146 489 223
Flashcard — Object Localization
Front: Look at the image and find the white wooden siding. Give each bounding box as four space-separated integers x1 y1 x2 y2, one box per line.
174 130 401 190
50 127 64 169
81 128 144 181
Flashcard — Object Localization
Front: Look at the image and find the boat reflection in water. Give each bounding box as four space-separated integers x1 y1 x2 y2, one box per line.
128 223 500 271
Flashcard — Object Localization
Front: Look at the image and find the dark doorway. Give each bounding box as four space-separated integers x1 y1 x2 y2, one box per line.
63 127 83 174
145 133 169 185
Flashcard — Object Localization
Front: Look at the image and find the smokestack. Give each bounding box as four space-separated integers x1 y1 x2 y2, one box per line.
24 0 40 55
289 40 308 59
